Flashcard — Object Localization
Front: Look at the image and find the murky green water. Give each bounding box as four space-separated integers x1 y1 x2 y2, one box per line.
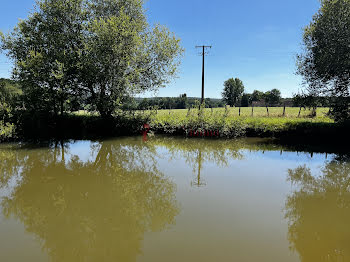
0 137 349 262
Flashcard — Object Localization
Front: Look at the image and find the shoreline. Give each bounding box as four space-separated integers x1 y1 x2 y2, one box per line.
1 110 349 151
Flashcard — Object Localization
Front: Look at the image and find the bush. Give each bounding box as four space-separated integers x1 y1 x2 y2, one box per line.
0 121 15 142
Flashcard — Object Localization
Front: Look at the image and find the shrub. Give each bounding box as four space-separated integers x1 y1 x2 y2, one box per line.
0 121 15 142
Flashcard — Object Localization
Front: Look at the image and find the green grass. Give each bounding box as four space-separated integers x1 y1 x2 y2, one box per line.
155 107 331 119
71 107 335 139
147 107 332 137
6 107 343 142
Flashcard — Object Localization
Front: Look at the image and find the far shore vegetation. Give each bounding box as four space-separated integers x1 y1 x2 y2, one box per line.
0 0 349 144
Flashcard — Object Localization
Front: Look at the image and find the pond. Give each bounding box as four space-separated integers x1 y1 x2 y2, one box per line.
0 137 349 262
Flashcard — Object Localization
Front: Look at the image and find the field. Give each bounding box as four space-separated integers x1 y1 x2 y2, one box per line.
154 107 331 119
143 107 344 141
5 106 344 142
70 107 334 138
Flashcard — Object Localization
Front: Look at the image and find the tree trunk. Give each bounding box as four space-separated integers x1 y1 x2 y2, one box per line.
312 106 317 117
53 97 58 117
96 90 113 119
298 107 302 117
61 140 65 162
60 99 64 116
97 102 112 119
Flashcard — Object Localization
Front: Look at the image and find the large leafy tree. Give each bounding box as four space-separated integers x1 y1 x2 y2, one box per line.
1 0 85 115
1 0 183 117
297 0 350 121
240 93 251 107
251 90 264 102
222 78 245 107
264 88 281 106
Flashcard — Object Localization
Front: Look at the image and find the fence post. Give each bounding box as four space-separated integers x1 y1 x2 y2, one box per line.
283 104 286 117
239 107 241 116
251 106 254 117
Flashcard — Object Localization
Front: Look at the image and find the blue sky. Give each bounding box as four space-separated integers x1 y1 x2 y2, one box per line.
0 0 320 98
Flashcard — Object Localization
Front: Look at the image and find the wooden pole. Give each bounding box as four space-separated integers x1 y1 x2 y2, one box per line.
195 45 212 107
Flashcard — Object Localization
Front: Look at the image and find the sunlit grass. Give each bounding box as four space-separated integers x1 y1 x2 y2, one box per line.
69 107 335 138
146 107 334 137
155 107 331 120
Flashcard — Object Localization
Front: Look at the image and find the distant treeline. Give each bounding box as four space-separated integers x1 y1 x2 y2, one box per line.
0 78 335 113
130 93 333 111
133 95 224 110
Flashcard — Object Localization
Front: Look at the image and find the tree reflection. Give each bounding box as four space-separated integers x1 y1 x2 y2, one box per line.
285 156 350 261
2 136 345 261
0 139 179 262
147 138 246 187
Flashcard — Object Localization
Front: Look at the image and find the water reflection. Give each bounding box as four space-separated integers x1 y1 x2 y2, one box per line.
147 138 245 187
285 156 350 261
1 137 349 262
0 139 179 262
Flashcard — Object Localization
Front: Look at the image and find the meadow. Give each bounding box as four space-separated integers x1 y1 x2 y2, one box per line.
2 106 346 144
154 107 331 119
146 107 335 139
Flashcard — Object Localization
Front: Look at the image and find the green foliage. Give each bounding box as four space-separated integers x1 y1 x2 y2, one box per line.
14 110 151 139
148 107 335 139
120 97 138 111
177 93 188 109
1 105 344 141
297 0 350 121
222 78 245 107
264 89 282 106
241 93 251 107
1 0 184 118
1 0 85 115
292 94 305 108
136 96 223 110
0 121 15 142
251 90 264 102
0 79 21 141
328 97 350 121
0 78 22 121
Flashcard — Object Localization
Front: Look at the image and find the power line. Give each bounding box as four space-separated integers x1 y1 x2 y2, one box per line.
195 45 212 105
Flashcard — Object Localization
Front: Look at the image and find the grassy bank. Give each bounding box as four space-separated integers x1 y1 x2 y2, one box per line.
149 107 337 139
2 111 148 141
155 107 331 118
1 107 348 145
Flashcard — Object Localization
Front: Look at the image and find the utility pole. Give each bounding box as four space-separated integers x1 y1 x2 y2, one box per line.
191 149 206 187
195 45 212 105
